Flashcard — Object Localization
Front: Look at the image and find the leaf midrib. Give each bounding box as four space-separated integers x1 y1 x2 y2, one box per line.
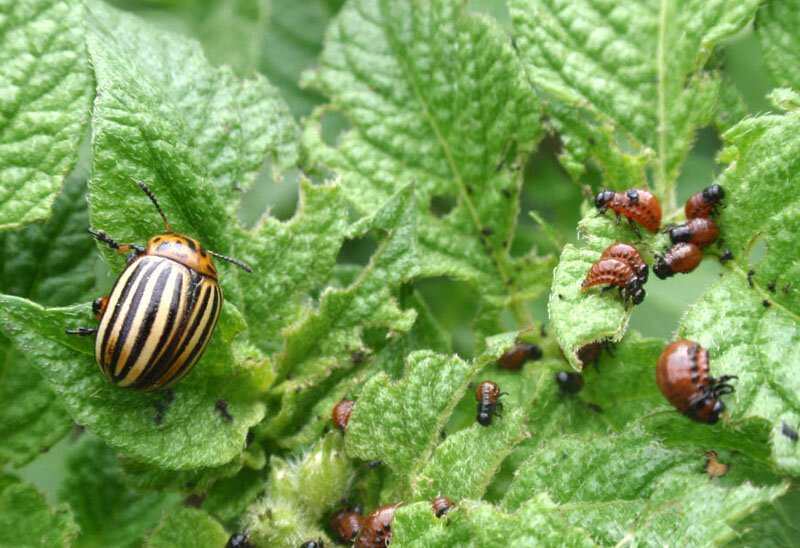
377 3 533 326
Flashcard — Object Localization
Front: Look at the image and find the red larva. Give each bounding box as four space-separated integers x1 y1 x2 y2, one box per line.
331 509 363 543
431 496 455 518
582 258 645 305
599 243 648 283
668 218 720 249
594 188 662 233
475 381 504 426
354 503 402 548
653 243 703 279
685 184 725 219
331 399 356 431
498 342 542 370
656 340 736 424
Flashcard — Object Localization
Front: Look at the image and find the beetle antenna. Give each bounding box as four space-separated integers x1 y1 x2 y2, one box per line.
208 250 253 273
136 180 172 233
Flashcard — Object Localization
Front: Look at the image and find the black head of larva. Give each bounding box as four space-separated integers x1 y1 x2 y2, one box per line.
594 189 615 209
702 184 725 202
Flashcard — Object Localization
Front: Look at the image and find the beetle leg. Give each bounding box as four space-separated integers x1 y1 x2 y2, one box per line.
627 218 642 238
65 327 97 336
615 212 621 225
92 296 109 320
88 229 145 255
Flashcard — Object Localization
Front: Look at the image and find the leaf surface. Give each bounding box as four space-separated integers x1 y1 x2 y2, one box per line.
0 475 78 546
0 0 92 229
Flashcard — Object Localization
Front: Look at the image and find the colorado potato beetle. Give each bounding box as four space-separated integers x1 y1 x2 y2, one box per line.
599 243 648 283
475 381 504 426
668 218 720 249
656 340 736 424
582 258 645 305
66 181 251 391
685 184 725 219
498 342 542 370
653 243 703 279
354 504 402 548
431 496 454 518
331 399 356 432
331 509 363 543
594 188 662 234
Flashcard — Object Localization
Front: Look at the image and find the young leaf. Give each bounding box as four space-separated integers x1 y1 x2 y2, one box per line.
0 171 97 467
0 0 92 230
510 0 759 206
0 298 265 469
304 0 549 332
677 106 800 474
85 0 297 242
243 434 350 546
145 508 228 548
756 0 800 89
60 436 179 547
0 475 78 546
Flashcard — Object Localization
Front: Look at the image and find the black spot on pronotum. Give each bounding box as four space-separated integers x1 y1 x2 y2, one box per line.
215 399 234 423
747 269 755 288
782 422 799 442
763 300 772 308
767 281 777 293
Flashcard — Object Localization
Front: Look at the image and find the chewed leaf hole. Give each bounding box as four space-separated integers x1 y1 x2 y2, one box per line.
429 194 458 218
747 235 767 266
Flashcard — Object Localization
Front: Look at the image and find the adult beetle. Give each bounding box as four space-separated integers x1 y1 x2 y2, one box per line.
66 181 251 391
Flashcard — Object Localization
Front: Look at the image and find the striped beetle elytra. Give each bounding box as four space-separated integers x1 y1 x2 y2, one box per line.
67 181 251 391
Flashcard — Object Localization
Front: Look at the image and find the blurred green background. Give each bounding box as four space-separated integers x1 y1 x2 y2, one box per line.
10 0 796 540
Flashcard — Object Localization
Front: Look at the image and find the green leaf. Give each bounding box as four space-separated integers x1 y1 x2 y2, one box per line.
0 170 98 467
510 0 759 207
239 181 350 352
145 508 228 548
411 407 527 501
344 335 513 492
304 0 550 332
548 213 667 367
677 107 800 474
503 428 786 545
0 0 92 230
0 298 265 469
0 475 78 547
61 436 179 548
263 185 418 445
86 0 297 236
391 498 593 547
756 0 800 89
